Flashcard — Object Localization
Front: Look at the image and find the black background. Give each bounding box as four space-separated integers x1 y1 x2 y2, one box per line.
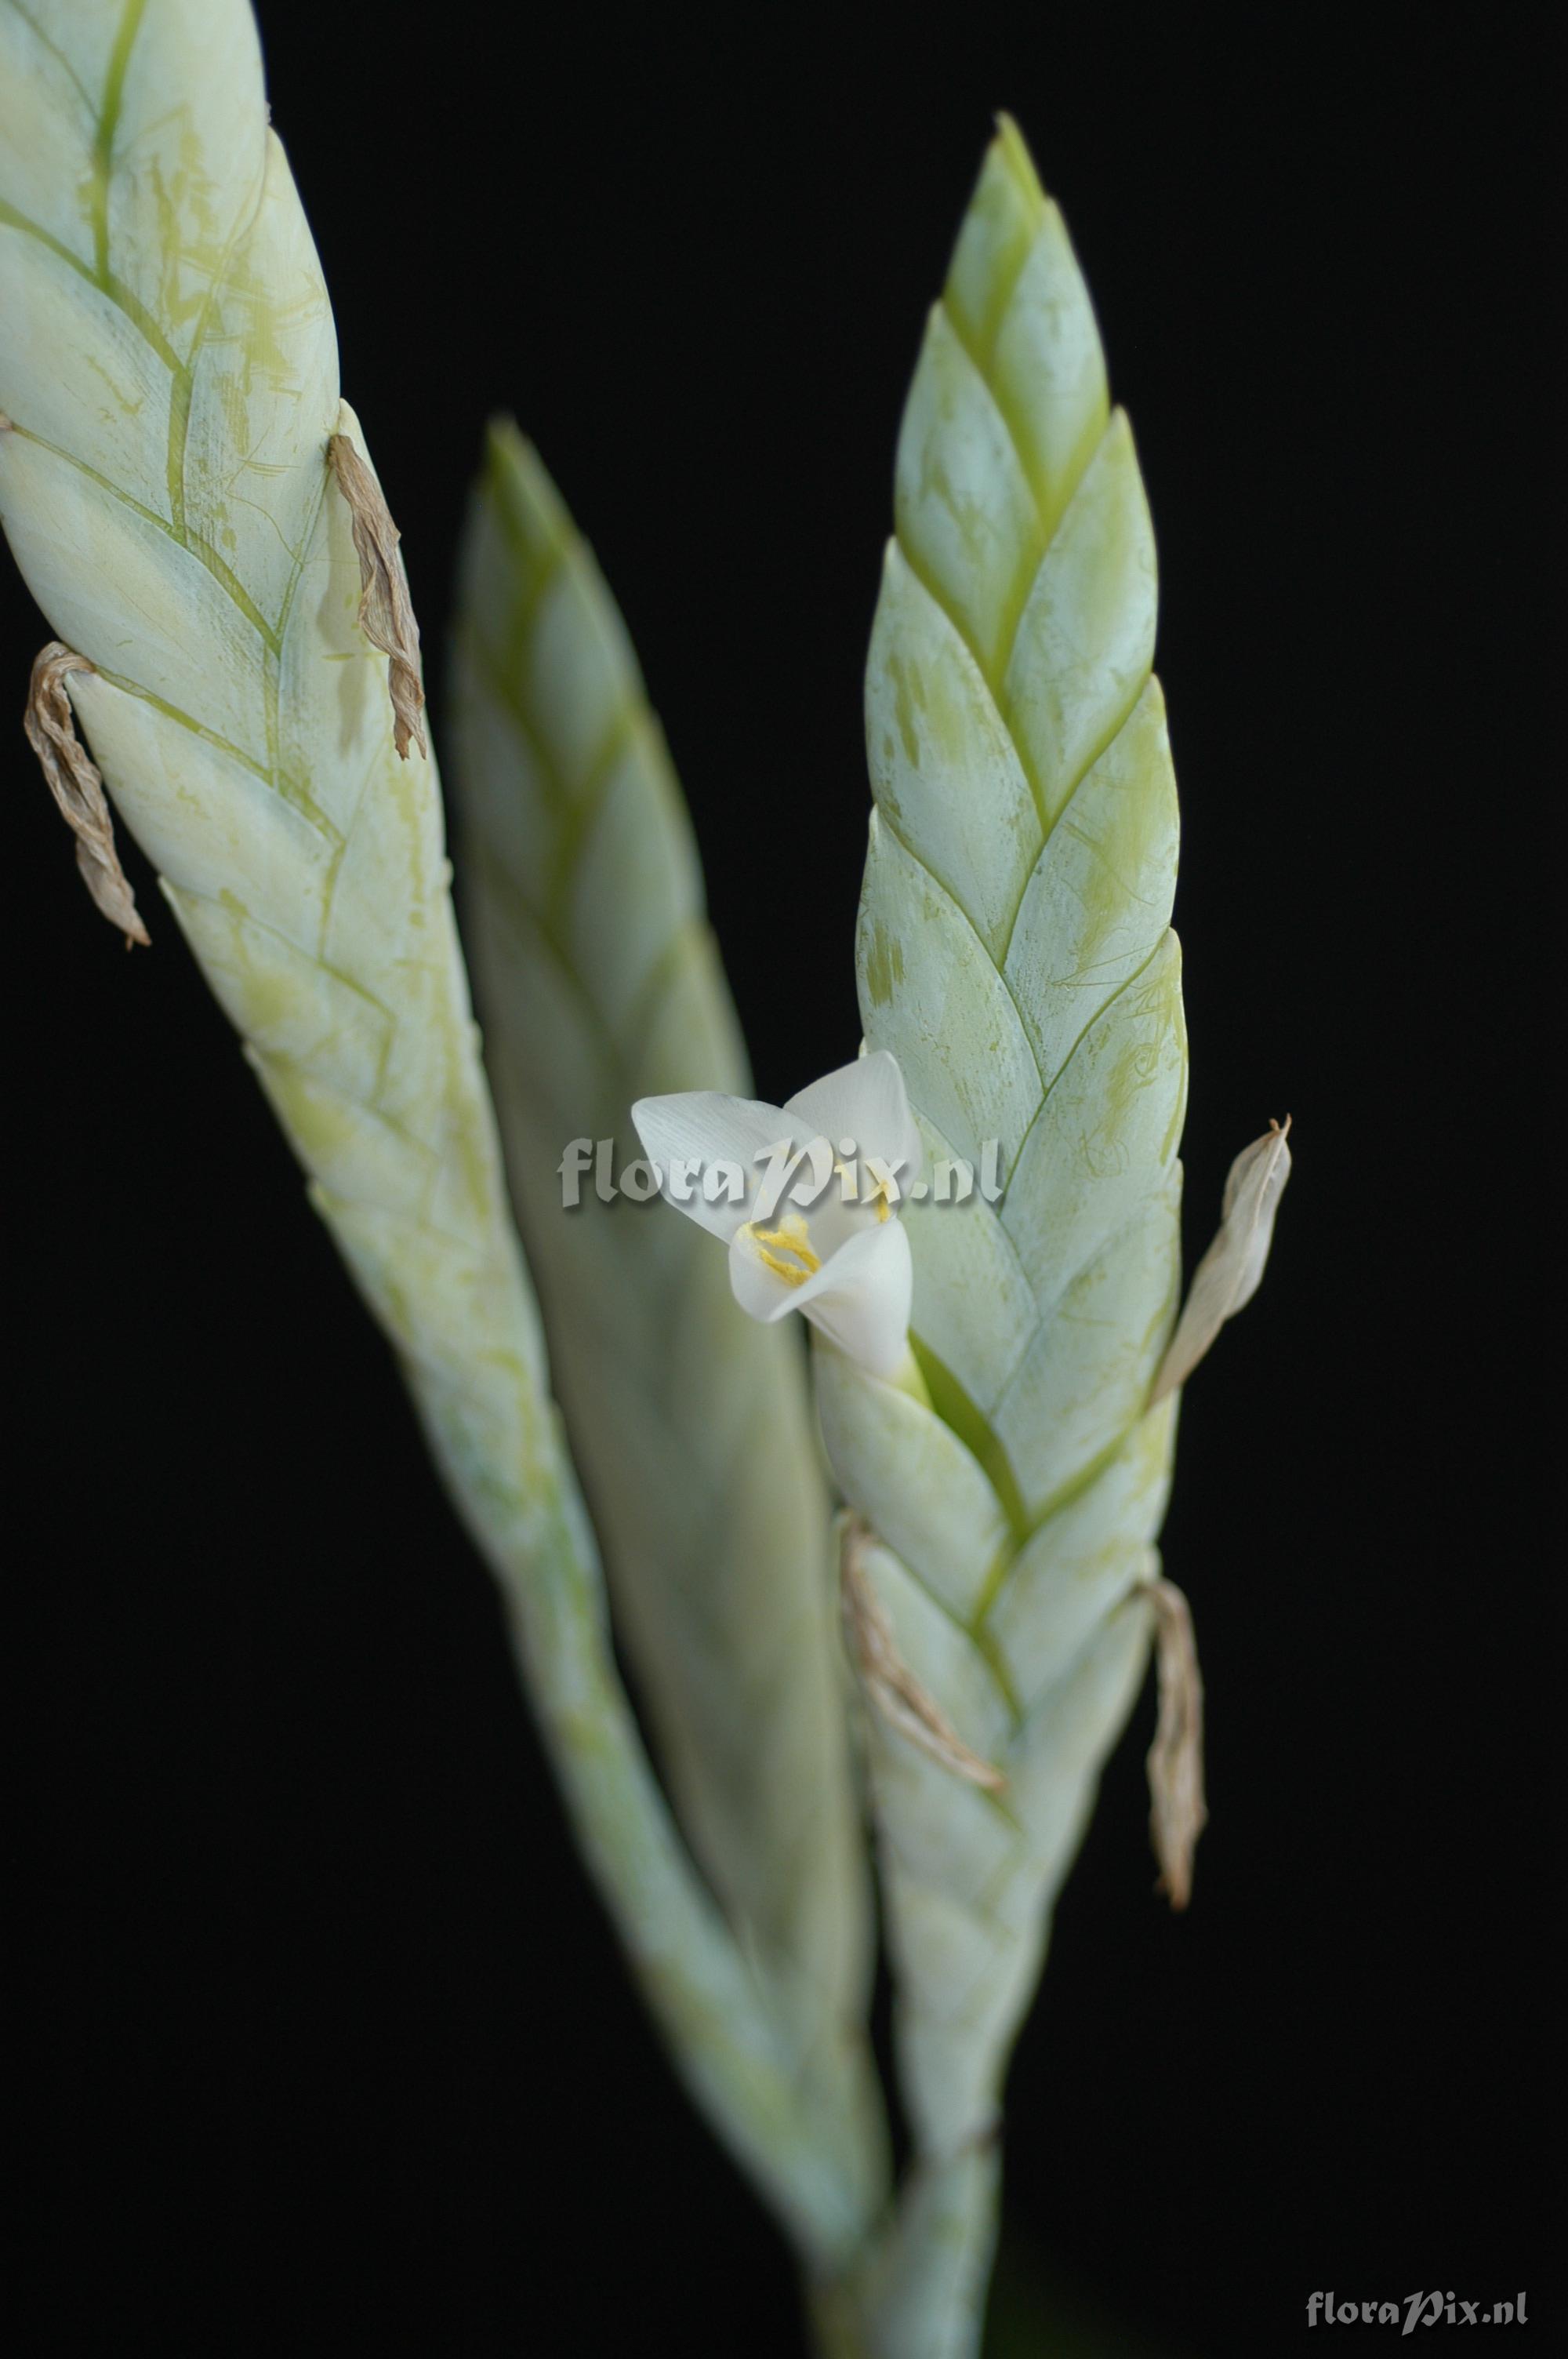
7 5 1556 2354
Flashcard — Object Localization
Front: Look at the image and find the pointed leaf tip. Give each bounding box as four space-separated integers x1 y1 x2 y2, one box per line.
993 111 1045 202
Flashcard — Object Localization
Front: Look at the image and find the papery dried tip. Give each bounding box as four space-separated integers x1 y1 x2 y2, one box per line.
841 1516 1007 1792
327 432 427 761
1142 1575 1207 1909
1150 1116 1293 1403
24 643 149 947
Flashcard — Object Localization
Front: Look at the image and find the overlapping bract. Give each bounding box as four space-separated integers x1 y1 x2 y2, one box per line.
448 427 880 2117
5 20 1269 2343
1 0 547 1627
825 119 1188 2200
0 0 876 2270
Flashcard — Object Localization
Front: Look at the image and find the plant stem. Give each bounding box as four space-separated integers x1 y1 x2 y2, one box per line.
807 2143 1002 2358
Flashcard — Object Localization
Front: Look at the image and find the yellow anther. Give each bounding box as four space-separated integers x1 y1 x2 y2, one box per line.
837 1158 894 1222
746 1212 822 1288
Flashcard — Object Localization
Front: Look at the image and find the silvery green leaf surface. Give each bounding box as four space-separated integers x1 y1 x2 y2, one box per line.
0 0 875 2271
448 423 882 2145
825 117 1193 2349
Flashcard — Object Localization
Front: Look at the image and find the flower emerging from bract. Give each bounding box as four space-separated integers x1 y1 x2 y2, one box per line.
631 1051 923 1376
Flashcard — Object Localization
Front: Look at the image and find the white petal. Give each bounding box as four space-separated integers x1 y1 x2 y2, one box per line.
728 1216 913 1375
727 1223 807 1322
784 1049 924 1198
805 1185 891 1262
631 1089 796 1241
798 1221 915 1376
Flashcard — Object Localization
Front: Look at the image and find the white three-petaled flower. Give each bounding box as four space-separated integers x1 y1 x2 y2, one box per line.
630 1051 924 1377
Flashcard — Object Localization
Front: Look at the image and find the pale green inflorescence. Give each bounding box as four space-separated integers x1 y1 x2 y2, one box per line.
4 8 1225 2339
818 118 1188 2338
448 423 883 2179
0 0 876 2270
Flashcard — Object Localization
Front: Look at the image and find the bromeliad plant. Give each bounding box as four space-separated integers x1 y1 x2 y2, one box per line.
1 5 1290 2353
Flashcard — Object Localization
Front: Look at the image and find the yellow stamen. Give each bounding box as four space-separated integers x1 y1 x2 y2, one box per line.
836 1158 894 1223
746 1212 822 1289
